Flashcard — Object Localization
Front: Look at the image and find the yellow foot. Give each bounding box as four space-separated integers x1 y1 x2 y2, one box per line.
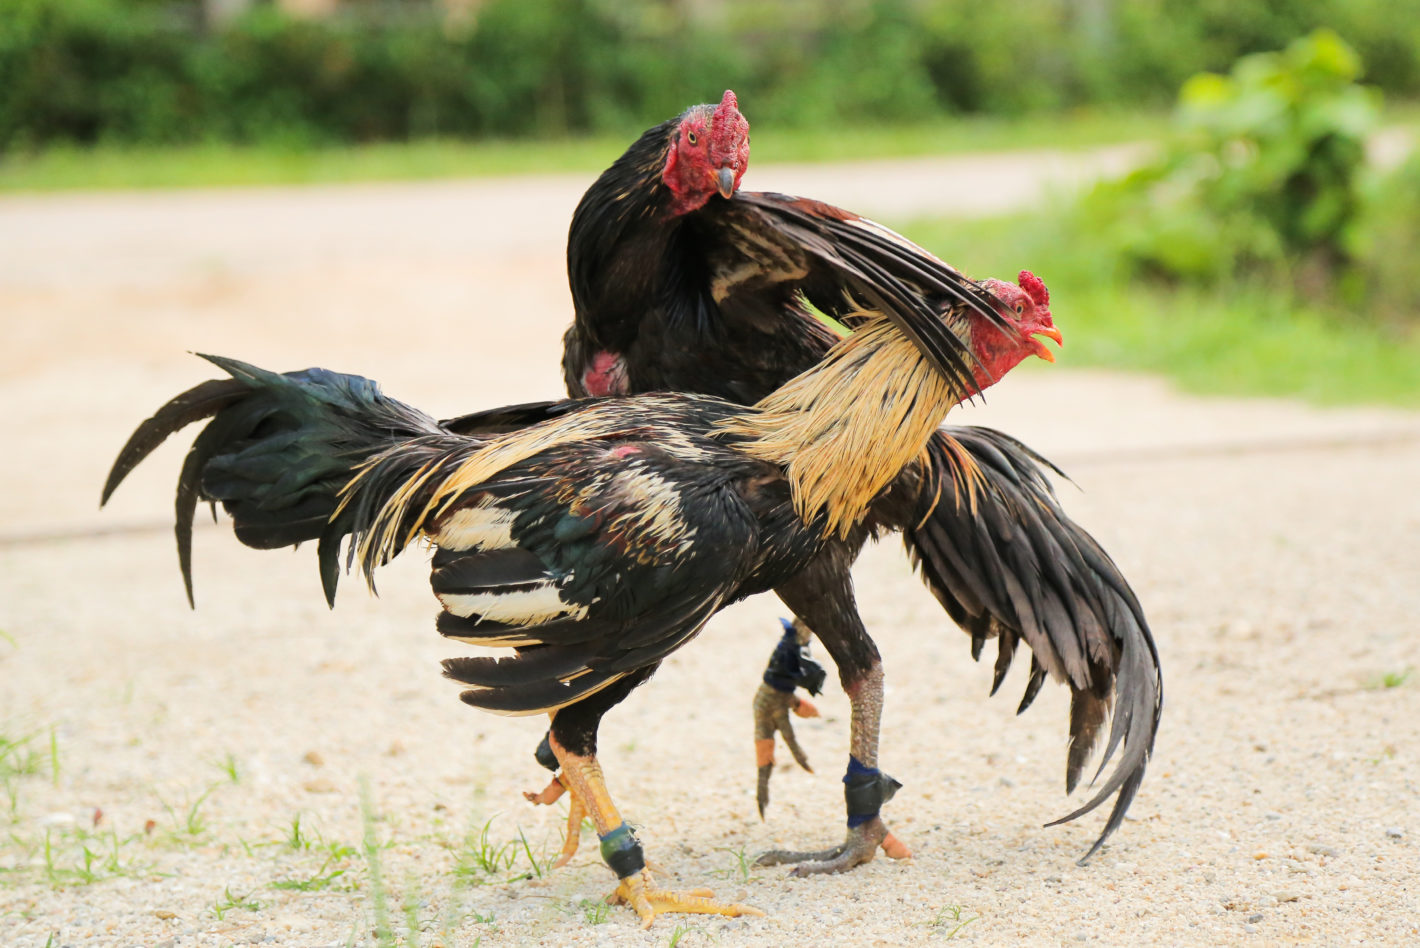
608 869 765 929
522 775 586 869
551 789 586 870
523 776 566 806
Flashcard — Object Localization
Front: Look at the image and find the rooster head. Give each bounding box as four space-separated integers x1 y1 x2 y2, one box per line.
663 89 751 215
968 270 1062 392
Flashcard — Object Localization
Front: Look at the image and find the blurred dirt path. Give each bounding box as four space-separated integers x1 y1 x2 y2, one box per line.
0 145 1146 290
1 148 1418 946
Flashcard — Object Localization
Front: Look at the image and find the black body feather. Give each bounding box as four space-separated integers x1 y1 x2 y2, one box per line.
105 364 833 755
561 106 1162 860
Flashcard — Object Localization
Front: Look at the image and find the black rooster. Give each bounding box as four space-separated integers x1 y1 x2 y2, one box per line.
103 271 1055 926
557 90 1162 872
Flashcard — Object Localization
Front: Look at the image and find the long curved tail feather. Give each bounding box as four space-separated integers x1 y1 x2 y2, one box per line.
101 354 448 606
905 425 1162 863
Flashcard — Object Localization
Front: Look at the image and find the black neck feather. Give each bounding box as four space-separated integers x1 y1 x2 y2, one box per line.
566 117 684 350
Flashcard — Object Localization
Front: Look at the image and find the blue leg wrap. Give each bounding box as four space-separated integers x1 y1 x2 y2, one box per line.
598 822 646 879
843 755 902 828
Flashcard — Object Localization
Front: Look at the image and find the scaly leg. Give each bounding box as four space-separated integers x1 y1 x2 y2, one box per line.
548 732 764 929
523 773 587 870
754 618 823 817
523 731 588 869
758 554 912 874
755 661 911 873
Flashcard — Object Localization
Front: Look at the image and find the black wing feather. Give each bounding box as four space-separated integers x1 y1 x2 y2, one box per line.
701 192 1011 400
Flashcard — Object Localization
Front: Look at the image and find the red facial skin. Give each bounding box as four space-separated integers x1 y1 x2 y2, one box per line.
582 349 629 397
662 89 751 216
967 270 1062 396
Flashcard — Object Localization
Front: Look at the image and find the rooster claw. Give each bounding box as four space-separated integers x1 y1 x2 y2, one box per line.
610 869 765 929
756 818 909 876
753 684 816 817
523 776 567 806
522 774 586 869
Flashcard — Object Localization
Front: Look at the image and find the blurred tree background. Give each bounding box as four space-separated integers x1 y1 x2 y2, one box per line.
1 0 1418 147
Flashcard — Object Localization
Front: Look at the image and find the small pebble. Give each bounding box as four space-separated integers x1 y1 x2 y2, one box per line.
302 750 325 766
1307 844 1339 857
1384 827 1404 839
1273 891 1301 903
1243 924 1257 934
1247 914 1264 923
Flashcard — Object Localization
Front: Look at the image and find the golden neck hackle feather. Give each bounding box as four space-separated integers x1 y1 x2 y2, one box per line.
718 309 974 539
347 305 979 565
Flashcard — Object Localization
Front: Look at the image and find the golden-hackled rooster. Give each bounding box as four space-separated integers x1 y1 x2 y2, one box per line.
105 272 1065 926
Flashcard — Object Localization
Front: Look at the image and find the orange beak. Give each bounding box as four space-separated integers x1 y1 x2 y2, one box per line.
1031 325 1063 362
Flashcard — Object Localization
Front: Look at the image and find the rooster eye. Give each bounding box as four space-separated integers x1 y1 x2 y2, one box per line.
687 131 698 145
1014 303 1024 314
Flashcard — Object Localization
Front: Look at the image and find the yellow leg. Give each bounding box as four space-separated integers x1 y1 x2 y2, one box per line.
553 788 585 869
523 773 588 870
548 733 765 929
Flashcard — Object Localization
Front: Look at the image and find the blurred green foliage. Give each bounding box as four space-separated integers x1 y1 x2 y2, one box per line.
1071 29 1420 333
903 30 1420 402
1076 30 1381 283
3 0 1420 149
1353 154 1420 327
907 199 1420 407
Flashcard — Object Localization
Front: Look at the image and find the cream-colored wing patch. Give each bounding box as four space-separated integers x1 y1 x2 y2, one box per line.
432 500 519 551
437 583 589 626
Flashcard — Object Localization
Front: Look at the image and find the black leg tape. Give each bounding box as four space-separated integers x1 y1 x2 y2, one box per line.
599 823 646 879
843 756 902 828
763 618 828 695
534 731 559 772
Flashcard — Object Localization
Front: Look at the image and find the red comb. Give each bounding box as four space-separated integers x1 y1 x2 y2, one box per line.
711 89 747 156
1018 270 1049 308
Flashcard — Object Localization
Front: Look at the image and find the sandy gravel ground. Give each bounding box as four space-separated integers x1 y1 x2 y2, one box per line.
2 152 1419 947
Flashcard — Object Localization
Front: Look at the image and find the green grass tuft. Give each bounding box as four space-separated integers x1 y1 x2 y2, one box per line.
709 845 759 884
929 904 980 939
211 886 263 921
452 816 554 885
579 897 611 925
1365 667 1414 690
38 825 154 887
214 752 240 784
154 781 221 843
667 922 706 947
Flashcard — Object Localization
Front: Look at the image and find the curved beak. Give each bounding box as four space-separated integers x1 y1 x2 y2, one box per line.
1031 325 1063 363
716 166 736 199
